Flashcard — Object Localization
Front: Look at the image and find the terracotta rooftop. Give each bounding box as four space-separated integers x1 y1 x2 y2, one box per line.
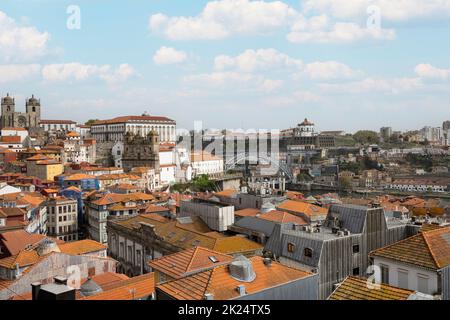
2 127 27 131
66 131 80 137
79 273 155 300
276 200 328 218
214 189 238 198
0 135 22 143
39 119 76 124
144 204 169 214
0 230 46 256
157 256 312 300
0 207 26 218
190 152 223 162
58 239 106 256
259 210 308 225
64 173 97 181
92 115 175 126
370 226 450 270
0 250 40 269
328 276 414 300
234 208 260 218
113 215 262 255
148 247 233 279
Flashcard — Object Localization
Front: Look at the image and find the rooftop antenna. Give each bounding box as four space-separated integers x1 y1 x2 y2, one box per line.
129 288 136 300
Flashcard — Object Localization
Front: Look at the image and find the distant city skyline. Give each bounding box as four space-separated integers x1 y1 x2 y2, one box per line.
1 0 449 132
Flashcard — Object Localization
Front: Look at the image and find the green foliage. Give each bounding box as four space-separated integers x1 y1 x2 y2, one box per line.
191 174 216 192
85 119 99 126
338 161 364 174
172 174 217 193
339 156 382 174
339 176 353 190
353 130 380 145
405 154 433 172
297 172 313 182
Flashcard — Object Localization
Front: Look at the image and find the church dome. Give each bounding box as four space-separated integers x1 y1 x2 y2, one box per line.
299 118 314 126
80 278 103 296
2 93 14 103
27 94 39 104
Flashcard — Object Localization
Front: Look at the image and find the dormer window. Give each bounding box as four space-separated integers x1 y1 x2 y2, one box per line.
304 247 313 258
287 242 295 253
208 256 219 263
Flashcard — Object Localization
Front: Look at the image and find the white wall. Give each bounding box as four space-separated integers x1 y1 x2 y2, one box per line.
373 257 439 295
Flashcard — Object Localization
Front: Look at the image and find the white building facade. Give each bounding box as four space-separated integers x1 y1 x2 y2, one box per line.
90 115 176 143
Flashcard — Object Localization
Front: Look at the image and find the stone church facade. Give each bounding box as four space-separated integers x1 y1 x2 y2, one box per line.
1 93 41 129
121 130 160 172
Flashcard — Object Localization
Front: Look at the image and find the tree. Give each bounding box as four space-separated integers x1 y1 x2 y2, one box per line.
85 119 99 126
297 172 313 182
339 176 353 190
353 130 380 145
192 174 216 192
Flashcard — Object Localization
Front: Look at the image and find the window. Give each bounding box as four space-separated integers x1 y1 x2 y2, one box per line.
352 244 360 254
287 243 295 253
136 250 141 267
352 267 360 276
417 274 429 293
304 247 313 257
127 246 133 261
397 269 409 289
380 264 389 284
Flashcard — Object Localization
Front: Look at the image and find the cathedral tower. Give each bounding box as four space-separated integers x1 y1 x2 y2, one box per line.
1 93 15 128
26 94 41 128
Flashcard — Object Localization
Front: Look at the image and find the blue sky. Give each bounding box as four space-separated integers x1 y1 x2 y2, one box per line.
1 0 449 132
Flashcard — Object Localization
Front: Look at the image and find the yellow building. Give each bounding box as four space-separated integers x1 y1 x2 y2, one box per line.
26 155 64 181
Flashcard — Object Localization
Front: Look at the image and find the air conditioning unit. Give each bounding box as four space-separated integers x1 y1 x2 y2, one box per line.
337 231 345 237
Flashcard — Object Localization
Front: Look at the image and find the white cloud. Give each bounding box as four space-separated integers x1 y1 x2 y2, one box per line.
100 64 137 84
302 0 450 22
415 63 450 80
262 79 284 92
303 61 362 80
287 15 395 43
293 90 323 102
153 46 187 65
42 63 136 84
214 48 303 72
149 0 298 40
0 64 41 83
319 77 422 94
214 48 359 80
0 11 50 62
184 71 282 93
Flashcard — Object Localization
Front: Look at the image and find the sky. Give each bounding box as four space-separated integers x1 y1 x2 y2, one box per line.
0 0 449 133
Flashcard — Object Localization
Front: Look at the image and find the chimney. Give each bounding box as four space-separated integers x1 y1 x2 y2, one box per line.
237 285 246 296
54 276 68 285
31 282 41 300
263 258 272 267
204 293 214 300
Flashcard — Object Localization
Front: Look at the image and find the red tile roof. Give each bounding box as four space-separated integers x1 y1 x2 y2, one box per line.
79 273 155 300
370 226 450 270
157 256 312 300
0 230 46 255
39 120 76 124
148 247 233 279
58 240 106 256
92 115 175 125
329 276 414 300
0 136 21 143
